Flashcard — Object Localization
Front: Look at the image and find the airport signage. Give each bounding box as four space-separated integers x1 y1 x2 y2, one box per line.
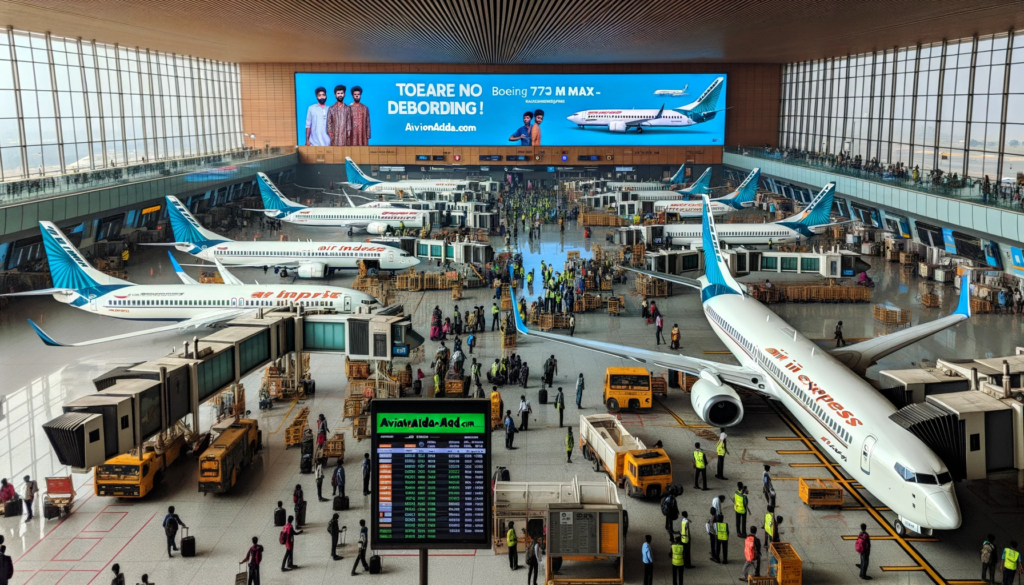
296 73 726 146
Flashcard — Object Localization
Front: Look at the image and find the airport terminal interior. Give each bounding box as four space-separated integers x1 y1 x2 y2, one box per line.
3 1 1024 584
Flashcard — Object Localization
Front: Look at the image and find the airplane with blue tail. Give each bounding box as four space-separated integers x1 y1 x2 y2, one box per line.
342 157 469 195
567 76 725 133
508 193 971 536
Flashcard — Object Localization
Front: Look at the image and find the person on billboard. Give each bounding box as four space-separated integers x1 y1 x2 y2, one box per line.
508 111 533 146
326 85 351 146
304 87 330 147
530 109 544 146
349 86 371 146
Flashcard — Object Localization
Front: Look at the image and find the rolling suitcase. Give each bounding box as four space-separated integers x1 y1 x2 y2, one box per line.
180 527 195 557
43 501 60 520
235 563 247 585
300 454 313 474
369 552 382 574
334 495 349 511
297 501 307 527
4 497 21 517
274 507 286 526
538 388 547 404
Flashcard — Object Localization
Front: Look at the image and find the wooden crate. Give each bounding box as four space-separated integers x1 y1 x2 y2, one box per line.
344 397 365 418
593 245 603 261
345 357 371 379
500 297 512 311
747 577 777 585
501 331 517 349
607 296 623 315
537 313 554 331
650 376 667 397
445 376 468 397
567 251 580 260
322 434 345 461
452 284 463 300
353 415 370 440
769 543 802 585
397 369 413 388
798 478 844 508
970 297 993 314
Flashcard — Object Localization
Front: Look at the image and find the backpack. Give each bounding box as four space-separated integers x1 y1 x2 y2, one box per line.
982 542 995 564
855 534 866 554
279 528 288 545
660 495 675 518
164 516 179 536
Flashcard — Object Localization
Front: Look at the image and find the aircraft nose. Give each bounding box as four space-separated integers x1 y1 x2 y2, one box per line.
925 491 961 530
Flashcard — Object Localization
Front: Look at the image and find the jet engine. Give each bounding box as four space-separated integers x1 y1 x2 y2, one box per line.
608 121 627 132
365 222 389 235
297 262 326 279
690 374 744 427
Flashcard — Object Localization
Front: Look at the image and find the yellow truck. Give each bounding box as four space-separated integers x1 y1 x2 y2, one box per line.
94 433 185 498
198 418 262 494
579 414 672 499
603 367 666 412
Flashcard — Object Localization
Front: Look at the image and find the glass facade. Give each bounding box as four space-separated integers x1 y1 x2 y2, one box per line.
0 27 242 181
780 31 1024 182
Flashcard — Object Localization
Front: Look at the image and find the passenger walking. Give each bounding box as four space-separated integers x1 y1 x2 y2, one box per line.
661 488 679 543
517 395 532 431
21 476 38 521
855 523 871 580
0 546 13 585
526 537 542 585
679 511 694 568
1002 541 1020 585
575 374 584 408
554 387 565 427
744 527 762 579
507 521 520 570
707 507 720 563
715 514 729 564
520 362 530 388
655 314 665 344
693 443 708 490
835 320 846 347
162 506 187 558
671 537 684 585
332 462 346 497
763 465 775 507
280 516 297 571
982 534 998 583
566 427 574 463
351 519 370 575
642 534 654 585
292 485 305 532
362 453 371 495
716 430 729 480
315 460 327 502
504 410 517 449
734 482 748 536
109 564 125 585
568 313 576 336
328 513 343 561
242 536 264 585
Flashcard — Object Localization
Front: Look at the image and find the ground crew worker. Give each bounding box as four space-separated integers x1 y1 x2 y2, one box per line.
679 511 693 568
693 442 708 491
716 513 730 564
507 521 519 570
716 429 729 480
434 372 442 397
492 303 501 331
763 507 775 553
734 482 748 536
670 324 680 349
670 538 684 585
566 427 574 463
1002 541 1019 585
744 527 762 579
554 387 565 428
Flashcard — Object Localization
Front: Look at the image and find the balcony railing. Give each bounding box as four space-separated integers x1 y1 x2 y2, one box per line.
726 147 1024 213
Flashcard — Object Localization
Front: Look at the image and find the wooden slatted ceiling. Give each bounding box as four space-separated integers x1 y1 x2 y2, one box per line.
3 0 1022 64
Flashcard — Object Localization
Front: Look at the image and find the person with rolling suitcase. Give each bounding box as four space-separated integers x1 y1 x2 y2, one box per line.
274 502 286 527
180 526 196 558
292 485 306 532
241 536 263 585
328 513 343 561
162 506 187 558
21 476 38 522
352 519 370 575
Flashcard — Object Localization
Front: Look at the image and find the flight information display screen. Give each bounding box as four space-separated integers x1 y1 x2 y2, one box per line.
371 399 491 549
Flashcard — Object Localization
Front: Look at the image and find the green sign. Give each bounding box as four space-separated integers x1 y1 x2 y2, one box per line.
375 413 486 434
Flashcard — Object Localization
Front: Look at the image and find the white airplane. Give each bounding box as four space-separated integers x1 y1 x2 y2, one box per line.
510 195 969 536
343 157 467 194
655 181 840 247
567 77 724 133
654 85 688 97
653 168 761 216
162 196 420 278
254 173 428 234
606 163 689 191
3 222 378 347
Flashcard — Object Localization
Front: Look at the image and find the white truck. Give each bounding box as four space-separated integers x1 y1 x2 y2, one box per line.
578 414 672 499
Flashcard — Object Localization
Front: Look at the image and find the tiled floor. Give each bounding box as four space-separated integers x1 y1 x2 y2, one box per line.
0 217 1020 584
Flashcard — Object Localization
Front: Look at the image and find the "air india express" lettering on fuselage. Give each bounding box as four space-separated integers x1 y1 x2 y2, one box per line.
764 347 863 427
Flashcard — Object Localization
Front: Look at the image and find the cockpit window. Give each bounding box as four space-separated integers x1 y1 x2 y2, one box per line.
937 472 953 485
894 462 916 482
896 463 950 485
916 473 938 485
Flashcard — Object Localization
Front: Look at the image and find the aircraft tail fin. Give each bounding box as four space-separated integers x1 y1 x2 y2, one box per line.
785 182 836 227
38 221 131 291
669 163 687 184
679 167 712 195
257 172 305 213
677 76 724 115
344 157 380 189
716 168 759 209
699 196 742 302
167 252 199 284
165 196 227 249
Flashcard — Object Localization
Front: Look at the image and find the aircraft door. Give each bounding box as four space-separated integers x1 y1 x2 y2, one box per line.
88 296 98 312
388 250 395 265
860 435 877 475
344 295 352 313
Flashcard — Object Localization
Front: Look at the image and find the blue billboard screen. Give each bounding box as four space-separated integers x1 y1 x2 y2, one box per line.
295 73 726 147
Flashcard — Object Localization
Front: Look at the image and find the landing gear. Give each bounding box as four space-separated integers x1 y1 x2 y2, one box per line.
636 127 644 134
893 518 906 537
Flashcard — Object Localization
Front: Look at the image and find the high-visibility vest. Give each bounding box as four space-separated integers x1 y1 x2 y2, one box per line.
680 518 690 543
717 441 726 456
716 522 729 541
734 491 746 514
566 433 573 451
671 544 684 566
507 528 518 547
764 513 774 538
492 306 500 315
491 363 500 375
693 451 706 469
1005 548 1020 571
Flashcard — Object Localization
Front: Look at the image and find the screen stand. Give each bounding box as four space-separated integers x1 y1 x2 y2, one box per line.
419 549 428 585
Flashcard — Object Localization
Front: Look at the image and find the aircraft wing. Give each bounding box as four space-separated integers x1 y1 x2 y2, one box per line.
1 288 78 297
625 105 664 127
829 275 972 374
168 253 199 284
178 262 302 270
618 266 701 290
26 308 252 347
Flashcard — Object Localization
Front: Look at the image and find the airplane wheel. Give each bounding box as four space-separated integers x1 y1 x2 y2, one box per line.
893 519 906 537
637 127 644 134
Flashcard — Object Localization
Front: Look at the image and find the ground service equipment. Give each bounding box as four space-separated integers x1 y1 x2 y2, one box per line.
579 414 671 498
198 418 263 493
603 367 664 412
94 432 185 498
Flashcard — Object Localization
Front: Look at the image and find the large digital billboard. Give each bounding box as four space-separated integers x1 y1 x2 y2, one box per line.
295 73 726 147
371 399 491 550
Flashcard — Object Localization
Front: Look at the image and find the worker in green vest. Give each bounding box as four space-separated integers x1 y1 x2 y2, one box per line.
715 429 729 480
434 372 442 397
1003 541 1020 585
693 442 708 491
734 482 748 536
565 426 574 463
670 538 684 585
507 521 519 570
492 303 501 332
763 507 775 553
527 270 534 287
715 514 730 564
679 511 693 568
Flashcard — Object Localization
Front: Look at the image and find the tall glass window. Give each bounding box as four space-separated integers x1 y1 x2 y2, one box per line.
780 31 1021 182
0 27 241 181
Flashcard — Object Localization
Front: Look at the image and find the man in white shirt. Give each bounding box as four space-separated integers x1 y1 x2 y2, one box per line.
304 87 330 146
517 395 532 431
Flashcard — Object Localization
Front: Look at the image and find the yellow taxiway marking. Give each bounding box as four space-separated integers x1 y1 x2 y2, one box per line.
654 399 711 429
881 566 926 571
776 450 814 455
270 400 298 434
